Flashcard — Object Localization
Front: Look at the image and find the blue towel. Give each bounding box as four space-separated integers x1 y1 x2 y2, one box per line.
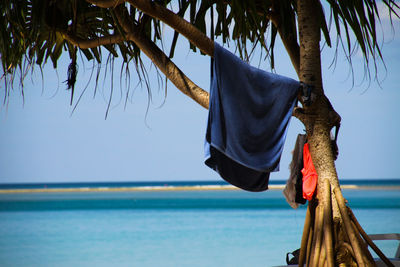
205 43 300 192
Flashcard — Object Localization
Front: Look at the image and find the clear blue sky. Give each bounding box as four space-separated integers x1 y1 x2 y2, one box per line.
0 6 399 183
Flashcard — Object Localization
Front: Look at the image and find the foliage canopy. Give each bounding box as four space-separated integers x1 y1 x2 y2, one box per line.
1 0 399 105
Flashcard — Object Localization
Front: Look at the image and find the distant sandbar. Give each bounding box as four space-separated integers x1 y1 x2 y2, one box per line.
0 184 399 194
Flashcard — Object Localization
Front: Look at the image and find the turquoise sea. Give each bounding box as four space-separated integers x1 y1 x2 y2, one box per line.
0 180 399 267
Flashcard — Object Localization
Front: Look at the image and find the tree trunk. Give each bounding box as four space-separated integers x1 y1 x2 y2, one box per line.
296 0 377 266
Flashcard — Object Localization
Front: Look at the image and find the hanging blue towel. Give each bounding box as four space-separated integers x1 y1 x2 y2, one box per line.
205 43 300 192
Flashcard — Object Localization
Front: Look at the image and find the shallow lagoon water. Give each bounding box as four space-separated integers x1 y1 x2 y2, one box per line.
0 187 399 266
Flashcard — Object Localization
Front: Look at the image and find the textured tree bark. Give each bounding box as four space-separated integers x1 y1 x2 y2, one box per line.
126 0 214 56
114 7 210 109
85 0 211 108
297 0 340 194
86 0 214 56
60 32 124 49
297 0 375 266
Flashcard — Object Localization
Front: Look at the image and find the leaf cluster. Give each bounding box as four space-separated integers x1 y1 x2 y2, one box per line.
0 0 166 104
0 0 399 104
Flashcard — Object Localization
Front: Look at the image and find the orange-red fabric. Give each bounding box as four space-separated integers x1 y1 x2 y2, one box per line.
301 143 318 200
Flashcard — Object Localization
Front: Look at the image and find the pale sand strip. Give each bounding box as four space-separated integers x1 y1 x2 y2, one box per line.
0 185 399 194
0 185 239 194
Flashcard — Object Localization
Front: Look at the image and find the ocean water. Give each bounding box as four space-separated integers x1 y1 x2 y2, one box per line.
0 181 399 267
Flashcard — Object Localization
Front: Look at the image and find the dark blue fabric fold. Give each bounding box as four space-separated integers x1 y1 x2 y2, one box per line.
205 43 300 192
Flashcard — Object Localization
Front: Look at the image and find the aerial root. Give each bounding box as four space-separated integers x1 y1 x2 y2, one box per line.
319 240 327 267
348 207 395 267
299 179 334 267
306 220 314 267
310 205 324 267
323 179 335 267
334 187 367 266
299 204 312 266
351 219 374 264
299 179 381 266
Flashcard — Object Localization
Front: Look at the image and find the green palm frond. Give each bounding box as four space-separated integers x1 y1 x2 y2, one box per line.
328 0 399 60
0 0 399 104
0 0 167 105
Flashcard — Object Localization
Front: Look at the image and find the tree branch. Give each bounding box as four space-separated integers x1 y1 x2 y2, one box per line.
82 0 298 110
86 0 124 8
60 31 124 49
127 0 214 56
86 0 214 56
114 8 209 109
127 0 298 76
292 106 307 124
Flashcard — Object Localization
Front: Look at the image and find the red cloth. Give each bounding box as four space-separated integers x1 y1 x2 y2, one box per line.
301 143 318 200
